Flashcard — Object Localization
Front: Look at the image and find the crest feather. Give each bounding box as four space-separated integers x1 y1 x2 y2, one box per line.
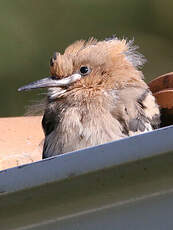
124 39 146 68
104 36 146 68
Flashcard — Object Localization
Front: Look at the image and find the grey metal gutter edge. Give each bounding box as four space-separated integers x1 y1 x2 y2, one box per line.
0 125 173 194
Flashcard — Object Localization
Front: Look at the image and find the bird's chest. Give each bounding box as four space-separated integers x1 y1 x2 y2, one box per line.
54 101 124 153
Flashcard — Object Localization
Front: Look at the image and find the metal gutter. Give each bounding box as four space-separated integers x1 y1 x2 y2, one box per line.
1 126 173 230
0 125 173 194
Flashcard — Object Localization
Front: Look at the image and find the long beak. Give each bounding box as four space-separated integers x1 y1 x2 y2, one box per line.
18 73 81 92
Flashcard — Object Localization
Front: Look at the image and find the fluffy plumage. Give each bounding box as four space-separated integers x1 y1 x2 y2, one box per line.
18 37 160 158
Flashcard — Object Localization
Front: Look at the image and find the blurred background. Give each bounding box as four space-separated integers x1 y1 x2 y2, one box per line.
0 0 173 117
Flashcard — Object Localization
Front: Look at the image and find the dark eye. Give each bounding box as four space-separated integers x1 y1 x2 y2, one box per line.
79 66 91 76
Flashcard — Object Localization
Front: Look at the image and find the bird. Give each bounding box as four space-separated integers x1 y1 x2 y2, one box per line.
18 36 160 159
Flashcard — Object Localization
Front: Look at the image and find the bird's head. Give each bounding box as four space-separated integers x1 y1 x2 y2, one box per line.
18 37 147 99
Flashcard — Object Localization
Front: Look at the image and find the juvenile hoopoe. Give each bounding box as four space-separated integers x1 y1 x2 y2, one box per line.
18 37 160 159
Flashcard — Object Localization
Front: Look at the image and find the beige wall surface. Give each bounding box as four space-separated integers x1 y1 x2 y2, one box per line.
0 116 43 170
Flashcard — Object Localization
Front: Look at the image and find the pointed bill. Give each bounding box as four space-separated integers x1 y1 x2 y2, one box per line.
18 74 81 92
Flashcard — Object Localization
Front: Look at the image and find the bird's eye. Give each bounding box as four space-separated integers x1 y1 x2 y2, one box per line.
79 66 91 76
